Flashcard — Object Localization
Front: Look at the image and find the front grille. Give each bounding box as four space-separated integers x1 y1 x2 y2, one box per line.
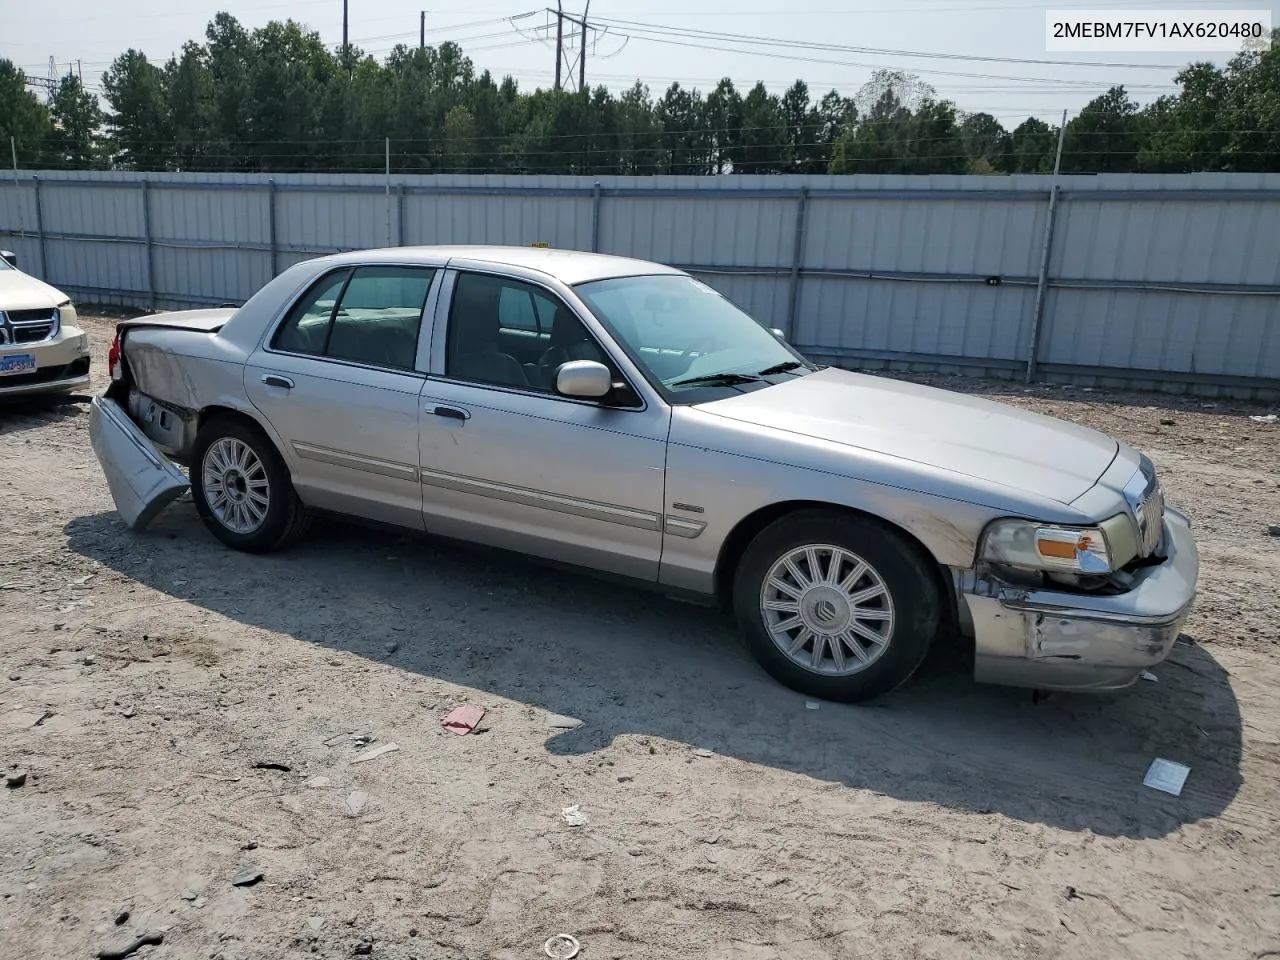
1125 459 1165 557
2 308 58 344
6 308 58 325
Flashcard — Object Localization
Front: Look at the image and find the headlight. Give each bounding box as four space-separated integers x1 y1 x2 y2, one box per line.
981 519 1113 574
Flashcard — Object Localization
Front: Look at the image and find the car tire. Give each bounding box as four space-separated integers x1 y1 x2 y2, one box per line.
190 415 311 553
732 509 941 703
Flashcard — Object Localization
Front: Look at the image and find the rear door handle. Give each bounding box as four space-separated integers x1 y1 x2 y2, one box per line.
261 374 294 390
432 405 469 421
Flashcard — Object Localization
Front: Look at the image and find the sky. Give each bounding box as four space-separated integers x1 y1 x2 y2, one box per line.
3 0 1278 124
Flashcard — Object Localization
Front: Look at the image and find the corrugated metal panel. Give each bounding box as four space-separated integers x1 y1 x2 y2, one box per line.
796 277 1032 362
405 194 591 248
1 170 1277 390
1040 288 1280 377
599 195 793 266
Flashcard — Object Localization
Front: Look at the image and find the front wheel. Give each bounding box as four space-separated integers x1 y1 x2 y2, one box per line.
190 416 311 553
732 510 941 703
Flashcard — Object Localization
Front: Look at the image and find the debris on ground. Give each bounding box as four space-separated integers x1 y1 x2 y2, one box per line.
544 933 581 959
5 770 27 789
1159 417 1176 425
351 743 400 763
545 712 583 730
113 908 130 926
180 888 199 901
33 710 54 727
324 730 375 747
1249 415 1277 423
441 705 485 736
804 701 820 710
307 917 324 931
1143 758 1191 797
95 931 164 960
252 760 292 772
1140 671 1158 682
351 940 373 955
230 864 265 887
560 805 589 827
693 748 714 758
1268 525 1280 537
345 791 369 817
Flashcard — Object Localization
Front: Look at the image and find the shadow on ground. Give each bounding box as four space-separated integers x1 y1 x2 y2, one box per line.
64 506 1242 840
0 394 92 436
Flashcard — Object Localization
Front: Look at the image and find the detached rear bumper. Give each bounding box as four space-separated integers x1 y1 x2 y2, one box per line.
88 396 190 531
964 510 1198 692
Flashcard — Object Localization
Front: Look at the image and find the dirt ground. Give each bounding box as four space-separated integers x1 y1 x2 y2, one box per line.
2 313 1279 960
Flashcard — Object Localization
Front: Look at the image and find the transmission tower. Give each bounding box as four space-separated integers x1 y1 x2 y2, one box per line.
548 1 595 93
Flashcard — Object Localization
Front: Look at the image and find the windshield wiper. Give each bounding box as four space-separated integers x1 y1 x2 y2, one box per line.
671 372 763 387
756 361 806 376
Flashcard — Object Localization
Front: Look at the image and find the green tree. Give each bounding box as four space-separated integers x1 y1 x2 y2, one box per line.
0 59 53 166
1062 86 1142 173
46 75 104 169
615 81 662 175
1002 117 1057 173
704 79 742 173
959 112 1008 173
656 83 711 174
102 50 171 170
737 82 789 173
166 42 220 170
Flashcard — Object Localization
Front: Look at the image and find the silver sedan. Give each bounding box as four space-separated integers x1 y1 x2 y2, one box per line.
89 246 1199 702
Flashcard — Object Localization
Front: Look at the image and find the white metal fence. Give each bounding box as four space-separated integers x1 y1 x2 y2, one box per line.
3 170 1279 394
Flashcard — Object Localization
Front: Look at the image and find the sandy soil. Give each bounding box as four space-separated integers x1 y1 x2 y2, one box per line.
2 314 1278 960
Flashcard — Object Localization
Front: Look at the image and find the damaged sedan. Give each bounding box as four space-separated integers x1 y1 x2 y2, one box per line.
89 246 1198 702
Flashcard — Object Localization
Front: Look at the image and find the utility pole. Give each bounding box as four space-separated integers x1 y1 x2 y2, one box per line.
342 0 349 65
554 1 563 92
579 0 590 94
419 10 426 50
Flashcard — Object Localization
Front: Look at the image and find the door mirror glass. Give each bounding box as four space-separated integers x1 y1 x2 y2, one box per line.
555 360 612 399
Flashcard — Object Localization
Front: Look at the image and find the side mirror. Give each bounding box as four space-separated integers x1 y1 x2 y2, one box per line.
0 250 16 268
555 360 613 399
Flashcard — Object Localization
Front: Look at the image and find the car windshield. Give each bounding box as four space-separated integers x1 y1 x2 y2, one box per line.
574 274 812 399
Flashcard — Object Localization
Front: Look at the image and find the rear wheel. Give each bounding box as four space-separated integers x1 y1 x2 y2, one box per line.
732 510 940 702
191 416 311 552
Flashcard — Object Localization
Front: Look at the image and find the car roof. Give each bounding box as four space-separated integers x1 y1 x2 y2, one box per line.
319 245 684 286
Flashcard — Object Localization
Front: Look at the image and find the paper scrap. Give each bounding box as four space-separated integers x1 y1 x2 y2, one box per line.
1143 758 1190 796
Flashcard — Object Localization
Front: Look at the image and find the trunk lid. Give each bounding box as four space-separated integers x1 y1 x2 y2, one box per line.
117 307 237 334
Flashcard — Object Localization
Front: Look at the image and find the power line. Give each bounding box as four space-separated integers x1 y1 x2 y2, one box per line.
592 30 1178 90
592 17 1187 70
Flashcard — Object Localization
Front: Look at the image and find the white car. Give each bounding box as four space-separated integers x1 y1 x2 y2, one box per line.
0 251 91 400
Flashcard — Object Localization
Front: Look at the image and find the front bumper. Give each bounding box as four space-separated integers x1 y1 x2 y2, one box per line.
0 328 91 398
964 510 1199 692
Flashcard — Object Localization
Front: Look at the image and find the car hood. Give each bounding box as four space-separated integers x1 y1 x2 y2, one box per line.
695 367 1119 505
0 269 67 311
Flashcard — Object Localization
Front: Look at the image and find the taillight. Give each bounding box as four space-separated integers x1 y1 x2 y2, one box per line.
108 331 122 381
